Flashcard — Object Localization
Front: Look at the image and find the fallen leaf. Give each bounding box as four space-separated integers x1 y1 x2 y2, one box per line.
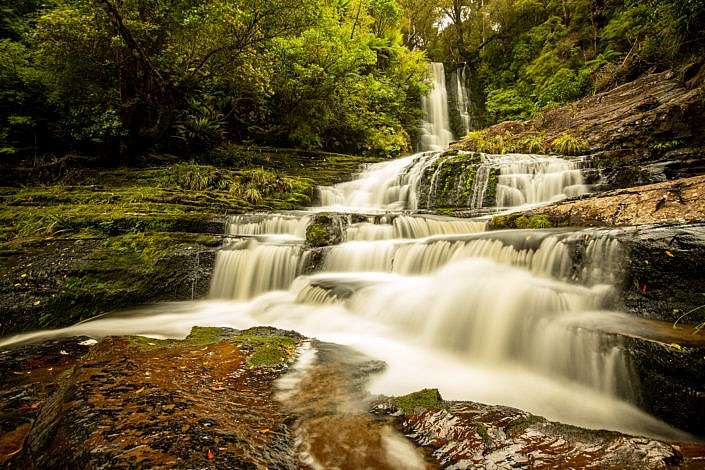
665 250 674 257
20 273 27 278
225 401 237 406
644 260 649 265
670 343 682 350
211 386 226 391
33 300 41 306
11 371 26 375
259 428 271 434
207 449 214 459
642 284 647 293
18 404 38 411
135 387 145 394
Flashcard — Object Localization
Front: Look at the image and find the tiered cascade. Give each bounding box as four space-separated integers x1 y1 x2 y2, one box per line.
3 62 690 442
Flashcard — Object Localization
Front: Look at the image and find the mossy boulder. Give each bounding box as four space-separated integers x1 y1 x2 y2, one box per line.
305 213 346 247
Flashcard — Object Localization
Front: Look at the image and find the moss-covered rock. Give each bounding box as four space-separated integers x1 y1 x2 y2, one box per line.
390 388 444 414
305 213 346 247
489 212 567 230
306 222 332 247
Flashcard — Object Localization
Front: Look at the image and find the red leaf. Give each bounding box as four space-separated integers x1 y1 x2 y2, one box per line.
207 449 214 460
643 284 647 293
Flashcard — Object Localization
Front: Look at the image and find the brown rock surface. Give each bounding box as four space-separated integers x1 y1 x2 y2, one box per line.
391 400 705 469
537 175 705 227
453 71 705 154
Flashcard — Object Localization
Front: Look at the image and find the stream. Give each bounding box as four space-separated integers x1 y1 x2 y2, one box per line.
0 64 698 447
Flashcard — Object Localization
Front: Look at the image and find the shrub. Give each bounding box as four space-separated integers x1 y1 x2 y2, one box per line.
551 133 590 155
517 135 548 154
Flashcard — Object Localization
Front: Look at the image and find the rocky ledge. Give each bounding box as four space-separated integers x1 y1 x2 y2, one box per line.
507 175 705 228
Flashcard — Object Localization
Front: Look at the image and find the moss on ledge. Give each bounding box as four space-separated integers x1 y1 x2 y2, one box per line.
489 212 569 230
390 388 444 414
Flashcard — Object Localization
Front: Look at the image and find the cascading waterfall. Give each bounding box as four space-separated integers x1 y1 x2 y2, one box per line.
496 154 589 206
3 65 692 444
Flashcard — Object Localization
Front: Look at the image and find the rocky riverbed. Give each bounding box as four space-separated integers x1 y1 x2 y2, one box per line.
2 328 704 469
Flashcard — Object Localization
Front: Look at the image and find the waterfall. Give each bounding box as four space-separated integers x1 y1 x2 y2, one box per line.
450 64 474 136
495 154 589 206
209 239 304 300
4 62 690 443
420 63 453 151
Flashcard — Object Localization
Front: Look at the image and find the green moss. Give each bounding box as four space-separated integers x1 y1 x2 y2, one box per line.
127 336 177 350
240 335 297 367
476 423 491 446
489 212 559 230
436 208 455 217
183 326 225 346
306 222 331 247
127 327 223 350
126 328 297 367
504 415 544 435
463 166 477 197
390 388 444 413
485 169 499 206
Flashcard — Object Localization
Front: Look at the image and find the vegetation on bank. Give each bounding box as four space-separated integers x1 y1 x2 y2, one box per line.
459 130 590 155
0 149 376 335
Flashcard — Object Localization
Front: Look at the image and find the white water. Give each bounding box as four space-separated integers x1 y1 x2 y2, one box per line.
420 63 453 151
451 64 473 136
496 154 589 206
0 71 693 444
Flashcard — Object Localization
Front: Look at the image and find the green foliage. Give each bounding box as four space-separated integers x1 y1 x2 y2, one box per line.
673 296 705 334
462 130 551 155
551 133 590 156
158 163 222 191
0 0 428 160
517 135 548 154
650 139 683 152
485 88 535 122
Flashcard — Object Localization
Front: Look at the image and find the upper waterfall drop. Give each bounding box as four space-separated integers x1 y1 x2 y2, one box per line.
450 64 476 136
420 63 454 151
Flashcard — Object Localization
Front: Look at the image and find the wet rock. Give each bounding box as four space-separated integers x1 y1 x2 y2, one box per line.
0 235 220 336
277 341 426 469
381 396 705 469
498 176 705 228
305 214 347 247
7 327 304 469
0 337 93 467
624 337 705 438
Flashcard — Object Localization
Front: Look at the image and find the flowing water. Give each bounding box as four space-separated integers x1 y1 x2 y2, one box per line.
0 63 695 449
450 64 476 136
420 63 453 151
